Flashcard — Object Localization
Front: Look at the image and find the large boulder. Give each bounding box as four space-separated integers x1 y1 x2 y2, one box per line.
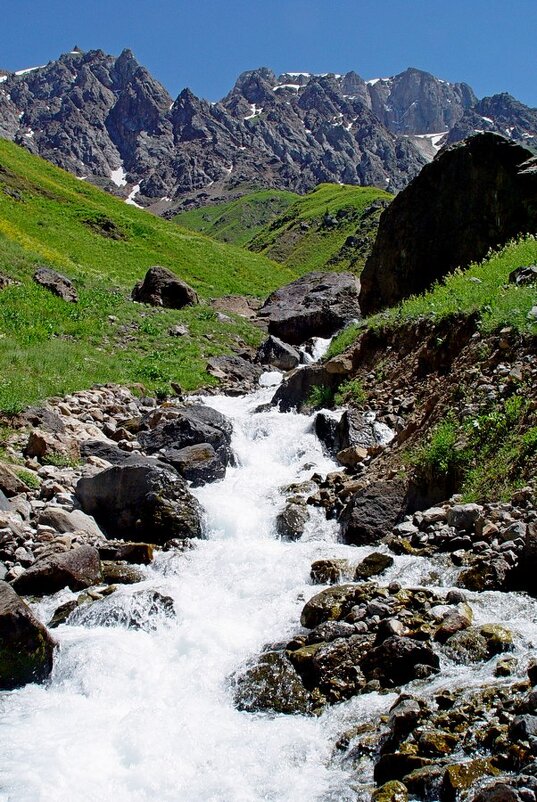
0 581 55 689
12 545 102 595
33 266 78 303
359 134 537 314
75 456 203 543
340 479 409 546
132 266 199 308
257 271 360 345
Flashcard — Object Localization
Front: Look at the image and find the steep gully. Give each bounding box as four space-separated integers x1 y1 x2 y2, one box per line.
1 348 537 801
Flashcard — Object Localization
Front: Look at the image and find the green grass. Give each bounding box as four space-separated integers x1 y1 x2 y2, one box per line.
334 378 367 407
411 394 537 503
0 139 302 411
327 235 537 359
370 235 537 335
248 183 392 275
173 189 299 246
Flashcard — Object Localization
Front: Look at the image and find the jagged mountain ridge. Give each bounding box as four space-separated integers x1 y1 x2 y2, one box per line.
0 48 535 210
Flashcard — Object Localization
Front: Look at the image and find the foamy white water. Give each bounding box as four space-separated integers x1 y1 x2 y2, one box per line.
2 382 537 801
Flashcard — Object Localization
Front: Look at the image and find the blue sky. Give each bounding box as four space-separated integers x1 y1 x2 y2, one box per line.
1 0 536 106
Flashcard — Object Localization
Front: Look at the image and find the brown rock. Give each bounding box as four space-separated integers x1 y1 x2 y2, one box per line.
12 545 101 595
132 266 199 308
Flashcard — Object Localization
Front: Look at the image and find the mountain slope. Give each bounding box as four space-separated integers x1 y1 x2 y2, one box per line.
172 189 299 246
0 139 297 410
248 184 392 274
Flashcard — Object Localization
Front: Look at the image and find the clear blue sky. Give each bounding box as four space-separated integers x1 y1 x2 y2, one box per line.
1 0 536 106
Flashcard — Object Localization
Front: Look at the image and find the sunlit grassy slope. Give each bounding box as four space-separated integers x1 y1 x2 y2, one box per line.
248 183 393 274
0 140 299 410
173 189 299 246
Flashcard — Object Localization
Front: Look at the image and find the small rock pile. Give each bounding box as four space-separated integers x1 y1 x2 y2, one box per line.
342 663 537 802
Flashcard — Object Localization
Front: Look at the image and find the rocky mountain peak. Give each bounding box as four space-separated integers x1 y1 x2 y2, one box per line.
0 49 535 211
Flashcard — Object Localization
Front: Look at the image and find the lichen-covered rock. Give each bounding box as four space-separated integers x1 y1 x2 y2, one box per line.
361 635 439 686
300 584 359 629
0 581 55 689
310 558 351 585
440 759 500 802
372 781 408 802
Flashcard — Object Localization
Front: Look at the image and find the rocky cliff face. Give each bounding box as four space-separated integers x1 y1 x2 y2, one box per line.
0 50 535 210
359 133 537 314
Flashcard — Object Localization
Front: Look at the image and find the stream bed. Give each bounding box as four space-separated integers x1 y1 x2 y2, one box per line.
1 380 537 801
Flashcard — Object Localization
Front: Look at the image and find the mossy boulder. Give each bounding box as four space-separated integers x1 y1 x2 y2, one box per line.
372 780 408 802
300 584 360 629
479 624 513 656
0 581 55 689
440 759 500 802
354 552 394 580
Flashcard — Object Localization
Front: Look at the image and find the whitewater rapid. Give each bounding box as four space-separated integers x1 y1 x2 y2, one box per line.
3 381 537 801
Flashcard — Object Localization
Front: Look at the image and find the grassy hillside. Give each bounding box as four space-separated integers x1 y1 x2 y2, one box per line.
173 189 299 246
248 183 393 274
0 140 299 411
327 235 537 357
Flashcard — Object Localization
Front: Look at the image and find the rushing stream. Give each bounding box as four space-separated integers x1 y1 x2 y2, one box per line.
2 371 537 801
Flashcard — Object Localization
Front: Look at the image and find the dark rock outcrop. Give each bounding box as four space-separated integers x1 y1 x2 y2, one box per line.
359 134 537 314
132 266 199 308
257 271 360 345
33 267 78 303
75 455 203 543
0 581 55 689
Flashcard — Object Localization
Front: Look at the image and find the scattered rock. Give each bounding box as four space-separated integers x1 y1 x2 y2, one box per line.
354 552 394 580
340 479 409 546
160 443 226 486
68 589 176 631
256 335 300 371
275 500 309 541
33 266 78 303
232 651 311 714
131 266 199 308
